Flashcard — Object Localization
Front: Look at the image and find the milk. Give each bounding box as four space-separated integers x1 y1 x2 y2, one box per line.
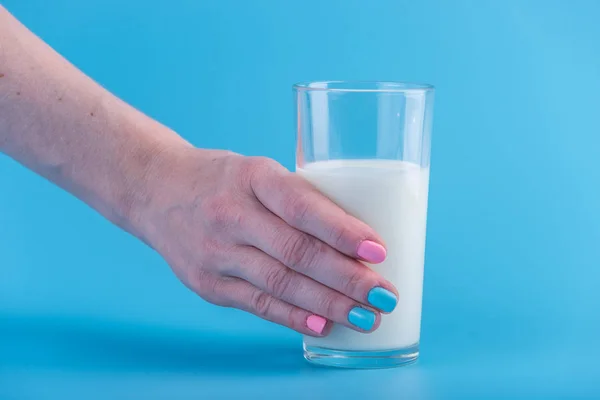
298 159 430 351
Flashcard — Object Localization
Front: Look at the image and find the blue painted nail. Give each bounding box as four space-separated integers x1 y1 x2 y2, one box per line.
348 307 376 331
367 287 398 313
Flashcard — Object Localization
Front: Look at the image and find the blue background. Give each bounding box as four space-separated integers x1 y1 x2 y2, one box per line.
1 0 599 398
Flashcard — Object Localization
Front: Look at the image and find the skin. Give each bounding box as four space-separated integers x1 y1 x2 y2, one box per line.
0 6 398 336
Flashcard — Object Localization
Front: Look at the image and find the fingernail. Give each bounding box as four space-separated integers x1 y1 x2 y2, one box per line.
307 315 327 334
348 307 376 331
367 287 398 313
357 240 386 263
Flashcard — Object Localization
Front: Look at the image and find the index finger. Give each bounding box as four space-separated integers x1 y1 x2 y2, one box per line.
250 164 387 264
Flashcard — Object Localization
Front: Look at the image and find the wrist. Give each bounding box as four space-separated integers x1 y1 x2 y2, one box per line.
123 143 236 244
116 130 192 239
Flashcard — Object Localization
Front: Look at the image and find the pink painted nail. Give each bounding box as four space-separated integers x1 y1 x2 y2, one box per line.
357 240 387 263
307 315 327 334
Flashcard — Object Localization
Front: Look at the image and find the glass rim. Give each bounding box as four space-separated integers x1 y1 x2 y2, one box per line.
293 80 434 93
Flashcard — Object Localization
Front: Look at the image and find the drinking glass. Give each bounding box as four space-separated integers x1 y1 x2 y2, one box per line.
294 81 435 368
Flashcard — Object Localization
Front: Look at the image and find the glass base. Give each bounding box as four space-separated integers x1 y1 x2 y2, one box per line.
303 342 419 369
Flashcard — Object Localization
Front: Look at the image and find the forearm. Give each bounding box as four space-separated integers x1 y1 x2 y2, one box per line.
0 6 188 234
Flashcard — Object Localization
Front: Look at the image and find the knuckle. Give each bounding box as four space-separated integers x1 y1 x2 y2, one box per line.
319 292 339 318
246 156 276 171
279 233 320 270
251 156 278 170
328 223 351 249
202 196 244 230
228 207 246 228
197 240 228 271
286 308 305 332
282 193 311 226
264 266 295 299
251 290 274 318
202 196 230 225
339 266 365 296
197 239 214 258
239 156 277 185
195 274 223 303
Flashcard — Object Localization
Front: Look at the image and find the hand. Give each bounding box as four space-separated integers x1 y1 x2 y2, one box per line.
134 147 399 336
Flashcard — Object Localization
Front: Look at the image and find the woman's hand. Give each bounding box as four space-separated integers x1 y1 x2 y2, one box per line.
134 147 399 336
0 4 399 336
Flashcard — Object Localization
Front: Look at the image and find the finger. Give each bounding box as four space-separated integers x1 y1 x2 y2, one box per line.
217 277 332 337
242 207 399 313
250 164 387 264
228 246 381 332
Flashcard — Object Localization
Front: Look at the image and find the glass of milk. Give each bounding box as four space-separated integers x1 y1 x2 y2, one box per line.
294 81 435 368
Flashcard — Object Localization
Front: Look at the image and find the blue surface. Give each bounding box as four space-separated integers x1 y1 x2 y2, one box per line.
1 0 600 398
